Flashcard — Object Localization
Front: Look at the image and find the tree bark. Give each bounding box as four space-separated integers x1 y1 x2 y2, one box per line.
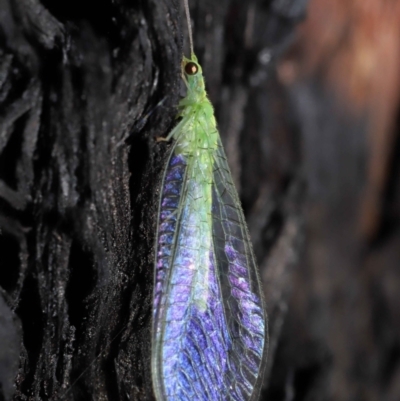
1 0 308 400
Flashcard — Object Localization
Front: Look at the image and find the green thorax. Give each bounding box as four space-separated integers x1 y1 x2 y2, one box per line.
173 54 218 158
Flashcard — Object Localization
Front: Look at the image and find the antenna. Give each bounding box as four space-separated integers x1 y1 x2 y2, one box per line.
183 0 194 56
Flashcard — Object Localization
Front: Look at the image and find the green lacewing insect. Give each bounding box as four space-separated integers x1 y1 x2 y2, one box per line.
151 1 268 400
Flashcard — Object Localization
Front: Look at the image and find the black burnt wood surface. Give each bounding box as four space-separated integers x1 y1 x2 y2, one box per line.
0 0 306 400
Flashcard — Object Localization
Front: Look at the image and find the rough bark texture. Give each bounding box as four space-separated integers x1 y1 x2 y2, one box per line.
1 0 398 401
0 0 304 399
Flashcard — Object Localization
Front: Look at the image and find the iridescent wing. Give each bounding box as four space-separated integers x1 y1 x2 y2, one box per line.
152 149 188 399
152 139 267 401
211 137 268 400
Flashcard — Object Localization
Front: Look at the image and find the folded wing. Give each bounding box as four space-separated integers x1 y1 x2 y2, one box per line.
152 140 267 401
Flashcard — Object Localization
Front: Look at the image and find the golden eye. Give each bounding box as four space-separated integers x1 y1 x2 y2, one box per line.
185 62 198 75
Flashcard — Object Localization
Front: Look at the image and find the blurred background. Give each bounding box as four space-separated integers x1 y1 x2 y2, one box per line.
260 1 400 400
0 0 399 400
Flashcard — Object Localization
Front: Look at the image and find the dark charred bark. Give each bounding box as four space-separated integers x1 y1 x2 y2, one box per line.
0 0 305 399
5 0 400 400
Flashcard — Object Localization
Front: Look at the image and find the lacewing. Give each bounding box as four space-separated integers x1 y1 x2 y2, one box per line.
151 2 268 400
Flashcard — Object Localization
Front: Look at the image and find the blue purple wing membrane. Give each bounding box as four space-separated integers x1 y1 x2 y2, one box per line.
153 140 267 401
212 139 268 400
152 149 188 399
154 150 231 400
